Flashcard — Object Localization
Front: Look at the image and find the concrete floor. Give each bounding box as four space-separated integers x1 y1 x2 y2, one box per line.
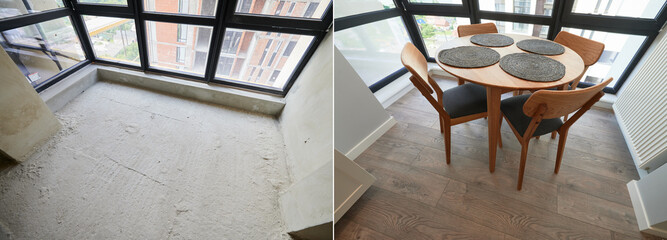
0 81 292 239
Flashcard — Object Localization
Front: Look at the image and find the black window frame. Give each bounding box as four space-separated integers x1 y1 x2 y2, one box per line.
334 0 667 94
0 0 332 96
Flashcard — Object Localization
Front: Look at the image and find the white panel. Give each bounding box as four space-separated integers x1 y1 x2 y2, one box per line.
614 31 667 173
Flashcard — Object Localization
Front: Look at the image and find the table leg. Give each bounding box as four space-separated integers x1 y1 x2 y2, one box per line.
486 87 503 173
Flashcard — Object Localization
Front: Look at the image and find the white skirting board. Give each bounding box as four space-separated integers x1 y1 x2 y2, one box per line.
344 117 397 160
627 163 667 238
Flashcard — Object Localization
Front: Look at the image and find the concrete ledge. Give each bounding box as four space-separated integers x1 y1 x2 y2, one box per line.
40 65 99 113
96 66 285 116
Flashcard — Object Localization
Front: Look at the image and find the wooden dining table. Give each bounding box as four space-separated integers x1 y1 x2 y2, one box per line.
436 33 585 173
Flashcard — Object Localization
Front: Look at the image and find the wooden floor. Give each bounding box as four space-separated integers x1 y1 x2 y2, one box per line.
335 80 665 240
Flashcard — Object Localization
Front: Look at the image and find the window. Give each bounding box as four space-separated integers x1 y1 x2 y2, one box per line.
409 0 462 4
177 24 187 43
415 15 470 58
479 0 554 16
0 0 65 18
0 17 85 87
83 16 139 65
481 19 549 38
221 30 242 54
176 46 186 63
562 28 646 87
143 0 219 16
258 39 273 66
215 29 314 89
236 0 331 19
146 21 212 75
571 0 665 19
267 41 283 67
78 0 127 5
335 17 412 87
303 2 320 18
0 0 330 95
334 0 395 19
334 0 665 94
216 56 234 76
275 1 285 15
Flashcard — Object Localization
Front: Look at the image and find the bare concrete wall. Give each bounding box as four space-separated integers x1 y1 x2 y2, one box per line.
0 47 61 162
278 31 333 237
279 31 333 183
333 46 392 156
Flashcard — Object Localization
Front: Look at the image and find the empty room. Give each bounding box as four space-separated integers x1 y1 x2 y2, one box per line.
334 0 667 239
0 0 332 239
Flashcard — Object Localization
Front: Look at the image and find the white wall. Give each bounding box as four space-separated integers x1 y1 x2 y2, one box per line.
334 46 394 159
278 31 333 237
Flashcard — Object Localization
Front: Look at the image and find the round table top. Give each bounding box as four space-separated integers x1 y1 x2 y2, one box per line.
436 34 584 90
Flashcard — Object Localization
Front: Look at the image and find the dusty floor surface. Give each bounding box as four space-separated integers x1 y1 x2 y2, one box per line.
0 81 292 239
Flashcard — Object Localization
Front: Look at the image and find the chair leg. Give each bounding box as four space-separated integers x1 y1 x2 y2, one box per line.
458 79 465 85
536 135 540 140
513 90 520 96
498 117 503 148
518 141 529 190
552 114 569 139
439 116 445 133
555 129 568 174
444 124 451 164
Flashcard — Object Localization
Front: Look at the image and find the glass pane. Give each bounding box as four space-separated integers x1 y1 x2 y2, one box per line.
334 17 412 87
144 0 218 16
478 0 554 16
83 16 139 65
481 19 549 38
334 0 395 19
0 17 85 88
562 28 646 87
572 0 664 19
146 21 212 76
78 0 127 5
235 0 331 19
215 29 314 89
415 15 470 57
409 0 462 4
0 0 64 18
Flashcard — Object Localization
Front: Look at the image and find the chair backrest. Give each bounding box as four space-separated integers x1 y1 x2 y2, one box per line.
523 77 613 119
457 23 498 37
400 43 447 117
554 31 605 67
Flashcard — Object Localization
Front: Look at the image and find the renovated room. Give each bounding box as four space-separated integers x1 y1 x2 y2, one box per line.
334 0 667 239
0 0 332 239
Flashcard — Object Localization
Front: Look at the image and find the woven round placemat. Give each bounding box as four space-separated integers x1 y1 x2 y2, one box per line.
499 53 565 82
470 34 514 47
438 46 500 68
516 39 565 55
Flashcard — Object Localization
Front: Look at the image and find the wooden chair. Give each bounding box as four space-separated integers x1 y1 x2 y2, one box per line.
500 77 613 190
546 31 605 138
454 22 498 85
401 43 498 164
457 22 498 37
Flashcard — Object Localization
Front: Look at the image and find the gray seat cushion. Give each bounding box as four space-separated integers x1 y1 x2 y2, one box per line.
500 95 563 137
442 83 487 118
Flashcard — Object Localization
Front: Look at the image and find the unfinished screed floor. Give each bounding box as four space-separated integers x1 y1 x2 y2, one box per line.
0 81 293 239
335 78 665 240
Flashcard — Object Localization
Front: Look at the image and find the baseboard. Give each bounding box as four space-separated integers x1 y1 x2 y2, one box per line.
344 117 397 160
627 180 667 238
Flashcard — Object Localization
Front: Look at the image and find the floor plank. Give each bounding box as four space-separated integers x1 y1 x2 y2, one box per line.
438 179 613 239
341 187 506 240
334 220 395 240
558 186 639 236
356 153 450 207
